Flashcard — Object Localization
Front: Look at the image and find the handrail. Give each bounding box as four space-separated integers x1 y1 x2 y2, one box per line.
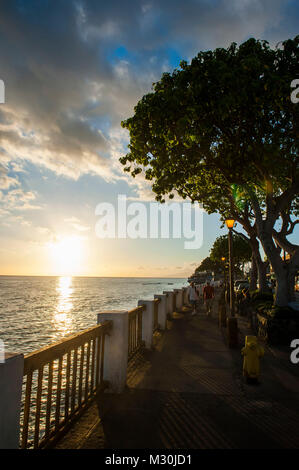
20 321 112 449
23 322 111 374
128 305 144 318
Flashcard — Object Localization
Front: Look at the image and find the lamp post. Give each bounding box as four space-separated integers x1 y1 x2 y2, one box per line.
225 218 238 348
225 219 235 316
221 257 226 289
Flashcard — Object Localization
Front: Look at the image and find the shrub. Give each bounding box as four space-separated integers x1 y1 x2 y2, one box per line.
256 301 273 314
250 290 274 303
257 305 299 345
267 306 297 319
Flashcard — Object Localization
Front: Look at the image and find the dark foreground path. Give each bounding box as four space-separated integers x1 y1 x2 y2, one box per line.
57 303 299 449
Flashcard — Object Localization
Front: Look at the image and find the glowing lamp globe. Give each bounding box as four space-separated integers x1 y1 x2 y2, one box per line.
225 219 235 229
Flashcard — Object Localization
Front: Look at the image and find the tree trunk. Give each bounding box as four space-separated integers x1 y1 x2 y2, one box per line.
249 237 268 293
258 229 293 306
249 255 257 291
257 260 268 293
274 268 289 307
248 187 299 307
288 270 296 302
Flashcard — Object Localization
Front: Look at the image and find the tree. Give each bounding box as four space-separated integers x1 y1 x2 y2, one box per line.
195 256 221 274
121 37 299 307
210 234 252 274
249 255 258 291
194 235 252 280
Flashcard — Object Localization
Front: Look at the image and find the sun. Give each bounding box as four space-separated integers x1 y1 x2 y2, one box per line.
48 235 85 275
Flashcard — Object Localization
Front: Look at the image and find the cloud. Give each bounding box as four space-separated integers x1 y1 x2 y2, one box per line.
0 171 20 190
0 0 295 187
64 216 90 232
0 188 42 212
0 163 21 190
9 162 26 173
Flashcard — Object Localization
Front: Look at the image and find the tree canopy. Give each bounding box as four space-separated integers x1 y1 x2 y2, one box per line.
121 37 298 200
210 234 252 268
194 234 251 277
195 257 221 274
121 36 299 306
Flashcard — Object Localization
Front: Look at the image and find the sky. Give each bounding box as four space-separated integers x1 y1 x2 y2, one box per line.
0 0 298 277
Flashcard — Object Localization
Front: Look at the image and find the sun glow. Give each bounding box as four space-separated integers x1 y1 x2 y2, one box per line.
48 235 85 275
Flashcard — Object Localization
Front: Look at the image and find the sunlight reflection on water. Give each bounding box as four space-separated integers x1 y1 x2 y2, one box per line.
53 276 73 336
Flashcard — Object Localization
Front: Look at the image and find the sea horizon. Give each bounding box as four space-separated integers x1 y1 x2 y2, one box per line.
0 274 189 279
0 275 188 355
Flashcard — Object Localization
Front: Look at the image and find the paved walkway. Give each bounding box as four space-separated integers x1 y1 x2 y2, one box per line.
56 300 299 449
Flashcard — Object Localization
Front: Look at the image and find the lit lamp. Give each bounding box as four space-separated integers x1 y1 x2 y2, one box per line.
225 219 235 230
225 218 235 316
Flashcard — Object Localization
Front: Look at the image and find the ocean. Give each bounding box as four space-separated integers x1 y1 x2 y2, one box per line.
0 276 188 355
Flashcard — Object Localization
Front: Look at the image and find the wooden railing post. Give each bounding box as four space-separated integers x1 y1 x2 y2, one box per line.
0 353 24 449
138 300 154 349
97 311 128 393
163 291 174 316
154 294 167 330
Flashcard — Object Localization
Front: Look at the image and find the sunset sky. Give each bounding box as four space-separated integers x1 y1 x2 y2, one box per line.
0 0 298 277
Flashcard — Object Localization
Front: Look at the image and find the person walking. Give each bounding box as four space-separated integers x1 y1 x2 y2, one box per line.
203 281 215 316
189 282 199 316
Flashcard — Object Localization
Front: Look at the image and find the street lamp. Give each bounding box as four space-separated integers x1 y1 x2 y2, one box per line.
225 218 235 316
225 218 238 348
221 257 226 288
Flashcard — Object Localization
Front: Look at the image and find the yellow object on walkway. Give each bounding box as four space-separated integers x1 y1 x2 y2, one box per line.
241 336 264 379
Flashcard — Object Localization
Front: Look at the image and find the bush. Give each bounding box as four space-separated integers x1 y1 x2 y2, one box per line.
256 301 273 314
250 290 274 303
267 306 297 319
257 305 299 345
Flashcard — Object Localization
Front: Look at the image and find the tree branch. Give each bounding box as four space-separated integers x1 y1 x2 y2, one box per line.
272 229 299 255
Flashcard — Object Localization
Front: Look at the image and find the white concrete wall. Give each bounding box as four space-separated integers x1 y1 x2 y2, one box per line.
97 311 128 393
154 294 167 330
138 300 155 349
174 289 183 310
163 291 174 315
182 287 189 305
180 289 184 308
0 353 24 449
186 286 191 304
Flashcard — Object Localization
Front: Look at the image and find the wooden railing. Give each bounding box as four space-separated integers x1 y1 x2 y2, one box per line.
128 306 144 359
20 321 112 449
153 298 160 331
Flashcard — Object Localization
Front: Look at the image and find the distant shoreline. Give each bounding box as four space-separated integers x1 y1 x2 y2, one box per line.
0 274 187 279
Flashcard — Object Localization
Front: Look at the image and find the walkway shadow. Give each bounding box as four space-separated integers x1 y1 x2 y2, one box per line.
93 309 299 449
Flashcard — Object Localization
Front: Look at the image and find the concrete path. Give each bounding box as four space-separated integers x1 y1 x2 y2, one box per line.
56 301 299 449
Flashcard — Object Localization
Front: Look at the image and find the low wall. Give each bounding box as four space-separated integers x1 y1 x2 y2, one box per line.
1 284 187 449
